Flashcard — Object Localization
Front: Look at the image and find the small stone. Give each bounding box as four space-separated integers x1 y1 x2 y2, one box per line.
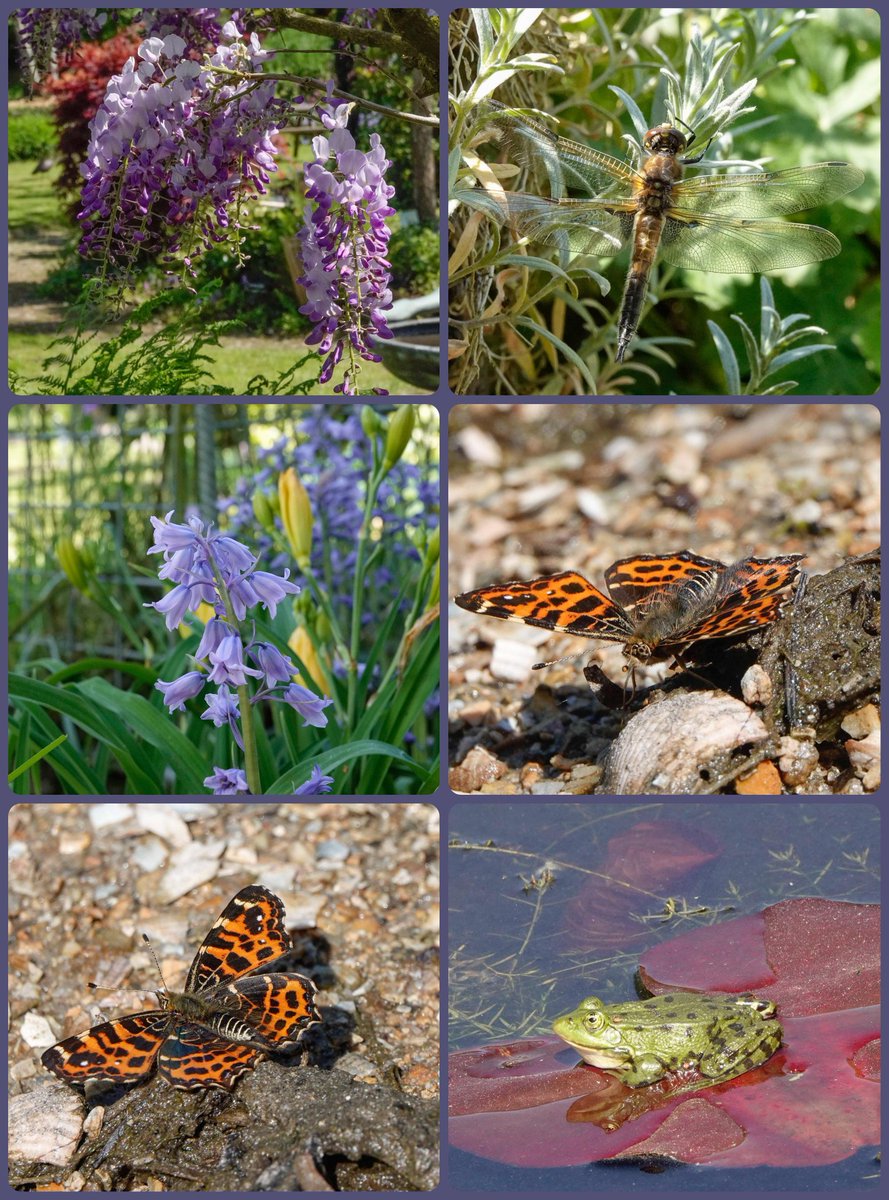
333 1052 379 1081
82 1106 105 1140
9 1088 83 1167
575 487 610 523
841 703 880 739
519 762 545 789
529 779 568 795
740 663 773 706
136 805 192 847
59 831 91 855
280 894 325 929
88 804 133 831
9 1057 38 1082
316 839 350 862
156 854 221 903
777 736 819 788
449 745 505 793
455 699 496 727
131 837 167 873
845 730 880 790
788 497 823 528
20 1012 56 1049
736 761 783 794
489 636 541 682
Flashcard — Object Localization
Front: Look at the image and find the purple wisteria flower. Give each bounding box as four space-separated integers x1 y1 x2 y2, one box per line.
141 8 227 48
77 20 284 278
15 8 106 83
294 764 336 795
297 95 396 395
204 766 249 794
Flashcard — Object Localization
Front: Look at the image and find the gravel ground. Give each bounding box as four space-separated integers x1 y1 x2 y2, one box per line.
10 802 440 1100
448 403 880 795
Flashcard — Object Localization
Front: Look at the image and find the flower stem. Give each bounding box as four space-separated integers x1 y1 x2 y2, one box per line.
347 462 384 729
204 541 262 795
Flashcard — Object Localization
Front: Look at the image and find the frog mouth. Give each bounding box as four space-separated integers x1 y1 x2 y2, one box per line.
566 1044 628 1069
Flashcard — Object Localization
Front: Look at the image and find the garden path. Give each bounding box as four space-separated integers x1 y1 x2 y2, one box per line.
8 229 67 332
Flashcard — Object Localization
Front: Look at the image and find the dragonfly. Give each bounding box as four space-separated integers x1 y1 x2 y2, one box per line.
471 102 865 361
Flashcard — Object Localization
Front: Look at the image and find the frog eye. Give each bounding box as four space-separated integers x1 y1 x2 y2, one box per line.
584 1011 605 1032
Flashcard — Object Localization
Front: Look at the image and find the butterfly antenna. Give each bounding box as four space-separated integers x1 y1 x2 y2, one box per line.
532 650 587 671
142 932 170 997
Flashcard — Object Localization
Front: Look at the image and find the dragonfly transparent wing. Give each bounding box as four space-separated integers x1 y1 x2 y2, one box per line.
656 161 865 272
470 103 641 258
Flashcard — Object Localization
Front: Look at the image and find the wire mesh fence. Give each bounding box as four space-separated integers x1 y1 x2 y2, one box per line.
10 403 317 663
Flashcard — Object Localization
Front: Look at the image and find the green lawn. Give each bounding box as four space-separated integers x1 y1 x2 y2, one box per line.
8 329 432 397
8 161 434 396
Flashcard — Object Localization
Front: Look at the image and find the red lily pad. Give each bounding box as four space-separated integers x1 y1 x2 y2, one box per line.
449 898 880 1168
638 896 880 1013
563 820 722 950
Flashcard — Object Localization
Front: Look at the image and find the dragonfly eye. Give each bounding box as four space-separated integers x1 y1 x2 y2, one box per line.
643 125 688 156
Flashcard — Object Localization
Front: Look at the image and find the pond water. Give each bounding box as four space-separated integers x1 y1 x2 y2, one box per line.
447 801 879 1191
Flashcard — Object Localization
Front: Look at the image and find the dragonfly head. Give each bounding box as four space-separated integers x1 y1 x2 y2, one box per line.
642 125 689 158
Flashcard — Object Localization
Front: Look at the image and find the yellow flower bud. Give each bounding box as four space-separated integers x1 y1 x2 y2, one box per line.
288 625 328 692
56 537 90 592
425 558 440 612
278 467 313 568
382 404 416 474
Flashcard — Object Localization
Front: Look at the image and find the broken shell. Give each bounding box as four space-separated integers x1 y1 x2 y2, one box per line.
601 690 770 795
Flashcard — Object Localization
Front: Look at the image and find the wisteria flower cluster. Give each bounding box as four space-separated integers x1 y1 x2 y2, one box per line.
15 8 107 83
77 20 285 279
298 98 396 394
140 7 227 48
146 511 334 795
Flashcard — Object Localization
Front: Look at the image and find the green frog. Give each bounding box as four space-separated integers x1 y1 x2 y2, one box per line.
552 992 782 1089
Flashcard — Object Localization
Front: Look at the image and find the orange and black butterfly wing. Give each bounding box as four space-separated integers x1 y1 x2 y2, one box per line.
455 571 632 642
604 551 724 610
657 554 803 649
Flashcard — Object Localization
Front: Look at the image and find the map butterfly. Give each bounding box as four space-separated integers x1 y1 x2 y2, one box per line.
455 551 803 669
41 885 319 1091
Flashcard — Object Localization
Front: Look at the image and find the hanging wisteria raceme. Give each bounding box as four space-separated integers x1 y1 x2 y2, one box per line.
15 7 107 83
77 19 285 280
297 96 396 395
146 511 334 795
139 7 228 48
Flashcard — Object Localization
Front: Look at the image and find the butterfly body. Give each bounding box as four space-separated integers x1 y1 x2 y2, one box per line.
455 550 803 669
41 886 320 1091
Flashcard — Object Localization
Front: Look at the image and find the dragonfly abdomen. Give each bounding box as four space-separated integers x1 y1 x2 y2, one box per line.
617 213 666 362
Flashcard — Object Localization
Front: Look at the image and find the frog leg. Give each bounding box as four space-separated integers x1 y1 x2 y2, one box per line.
618 1053 669 1087
698 1023 782 1083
